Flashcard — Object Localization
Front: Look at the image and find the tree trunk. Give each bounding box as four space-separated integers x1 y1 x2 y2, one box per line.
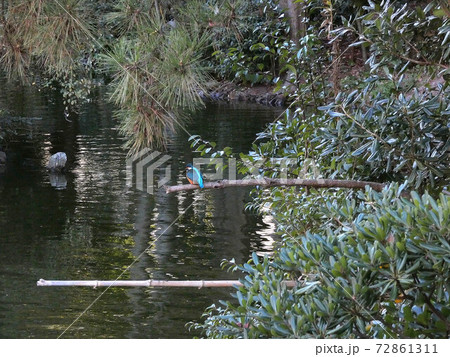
279 0 306 43
331 39 341 95
356 19 368 68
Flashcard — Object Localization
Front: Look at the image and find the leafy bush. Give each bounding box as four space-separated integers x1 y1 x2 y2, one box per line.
206 0 290 85
317 82 450 189
190 186 450 338
351 1 450 75
189 0 450 339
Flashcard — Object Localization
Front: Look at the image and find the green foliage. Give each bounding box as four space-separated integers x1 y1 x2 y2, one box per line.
190 187 450 338
232 1 450 191
1 1 449 338
104 0 155 36
99 12 211 151
157 28 211 109
202 0 291 85
349 1 450 75
317 83 450 189
0 0 97 113
189 0 450 339
0 0 213 150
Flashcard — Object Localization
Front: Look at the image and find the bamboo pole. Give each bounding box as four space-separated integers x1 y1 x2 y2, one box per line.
165 178 387 194
37 279 297 288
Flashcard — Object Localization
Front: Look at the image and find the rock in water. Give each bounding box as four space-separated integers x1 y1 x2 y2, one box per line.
0 151 6 165
47 152 67 172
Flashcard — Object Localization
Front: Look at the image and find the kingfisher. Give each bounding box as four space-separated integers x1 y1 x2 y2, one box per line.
185 163 204 188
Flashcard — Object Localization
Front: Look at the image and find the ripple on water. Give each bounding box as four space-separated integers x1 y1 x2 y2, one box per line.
0 86 283 337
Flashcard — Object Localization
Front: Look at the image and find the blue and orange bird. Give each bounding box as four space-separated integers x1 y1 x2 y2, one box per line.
185 163 204 188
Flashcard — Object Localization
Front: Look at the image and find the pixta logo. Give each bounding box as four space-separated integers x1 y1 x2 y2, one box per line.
192 157 322 182
126 149 171 194
127 151 323 194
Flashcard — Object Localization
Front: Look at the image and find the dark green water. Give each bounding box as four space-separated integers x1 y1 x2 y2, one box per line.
0 82 282 338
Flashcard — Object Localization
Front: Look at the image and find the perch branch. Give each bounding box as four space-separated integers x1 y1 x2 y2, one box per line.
165 178 388 194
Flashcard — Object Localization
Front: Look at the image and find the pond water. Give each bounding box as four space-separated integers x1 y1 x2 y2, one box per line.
0 81 282 338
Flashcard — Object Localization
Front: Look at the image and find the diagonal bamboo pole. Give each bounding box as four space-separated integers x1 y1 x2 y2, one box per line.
37 279 297 288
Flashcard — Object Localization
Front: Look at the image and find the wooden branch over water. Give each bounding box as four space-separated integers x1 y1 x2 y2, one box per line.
165 178 387 194
37 278 297 288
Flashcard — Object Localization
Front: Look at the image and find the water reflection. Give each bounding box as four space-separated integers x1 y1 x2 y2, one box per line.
49 173 67 189
0 79 282 338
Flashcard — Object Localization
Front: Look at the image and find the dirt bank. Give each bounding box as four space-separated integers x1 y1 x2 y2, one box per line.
206 81 286 106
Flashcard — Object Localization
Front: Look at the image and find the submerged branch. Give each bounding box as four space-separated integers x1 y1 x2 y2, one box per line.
165 178 389 194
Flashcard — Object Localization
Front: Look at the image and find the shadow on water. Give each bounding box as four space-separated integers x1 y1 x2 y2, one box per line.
0 79 283 338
